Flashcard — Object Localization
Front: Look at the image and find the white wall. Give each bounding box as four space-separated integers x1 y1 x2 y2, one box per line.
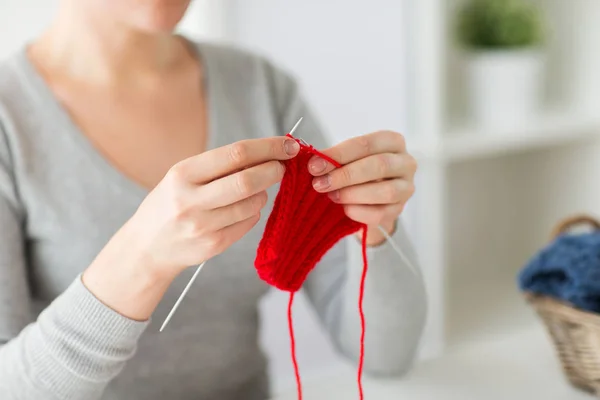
0 0 57 60
177 0 230 40
228 0 411 144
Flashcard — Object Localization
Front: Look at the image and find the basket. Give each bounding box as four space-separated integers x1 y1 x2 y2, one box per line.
525 214 600 395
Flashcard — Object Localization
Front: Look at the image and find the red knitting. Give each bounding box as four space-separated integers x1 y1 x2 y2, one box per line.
255 134 369 400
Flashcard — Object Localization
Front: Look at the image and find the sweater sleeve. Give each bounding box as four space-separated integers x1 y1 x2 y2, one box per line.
264 58 428 377
0 124 149 400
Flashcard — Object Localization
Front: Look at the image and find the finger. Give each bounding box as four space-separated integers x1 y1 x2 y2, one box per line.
313 153 412 193
207 213 262 257
200 160 285 208
171 136 299 184
210 191 268 230
308 131 406 176
343 203 405 226
328 179 414 205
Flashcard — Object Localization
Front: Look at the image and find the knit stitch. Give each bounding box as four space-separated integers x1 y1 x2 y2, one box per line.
255 136 363 291
255 134 368 400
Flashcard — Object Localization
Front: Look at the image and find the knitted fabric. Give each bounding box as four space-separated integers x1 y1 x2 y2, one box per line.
518 232 600 313
255 134 369 400
255 136 364 291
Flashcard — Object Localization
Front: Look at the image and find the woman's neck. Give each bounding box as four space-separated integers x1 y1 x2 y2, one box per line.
29 4 190 87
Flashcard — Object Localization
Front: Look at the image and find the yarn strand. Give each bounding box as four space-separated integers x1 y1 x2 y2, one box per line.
288 292 302 400
358 224 368 400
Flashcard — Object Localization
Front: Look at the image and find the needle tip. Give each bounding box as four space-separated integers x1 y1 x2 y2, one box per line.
288 117 303 136
158 261 207 332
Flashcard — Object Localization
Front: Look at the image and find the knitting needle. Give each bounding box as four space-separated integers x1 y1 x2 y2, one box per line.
159 261 207 332
377 225 420 278
160 119 306 332
289 117 303 136
287 122 421 279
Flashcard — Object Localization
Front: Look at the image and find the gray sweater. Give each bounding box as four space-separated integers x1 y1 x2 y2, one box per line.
0 40 427 400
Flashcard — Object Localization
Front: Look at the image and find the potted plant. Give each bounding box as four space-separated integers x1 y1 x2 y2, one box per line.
456 0 546 128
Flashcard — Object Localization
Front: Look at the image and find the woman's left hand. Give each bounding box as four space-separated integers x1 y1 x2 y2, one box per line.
308 131 417 246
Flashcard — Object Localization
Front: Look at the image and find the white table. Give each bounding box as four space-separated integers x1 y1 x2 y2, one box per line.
271 325 594 400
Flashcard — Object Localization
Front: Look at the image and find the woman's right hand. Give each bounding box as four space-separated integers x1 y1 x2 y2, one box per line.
128 136 300 278
82 136 300 320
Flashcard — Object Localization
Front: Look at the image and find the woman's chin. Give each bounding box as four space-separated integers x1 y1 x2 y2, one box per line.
130 6 189 34
133 17 184 34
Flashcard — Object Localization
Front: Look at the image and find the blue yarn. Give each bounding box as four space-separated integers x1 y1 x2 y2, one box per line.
518 232 600 313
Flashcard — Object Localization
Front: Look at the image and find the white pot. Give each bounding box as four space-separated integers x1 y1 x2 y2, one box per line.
466 49 544 129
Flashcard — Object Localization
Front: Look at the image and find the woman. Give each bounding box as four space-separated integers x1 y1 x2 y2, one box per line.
0 0 427 399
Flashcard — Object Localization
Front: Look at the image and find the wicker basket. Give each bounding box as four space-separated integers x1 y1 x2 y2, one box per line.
525 214 600 395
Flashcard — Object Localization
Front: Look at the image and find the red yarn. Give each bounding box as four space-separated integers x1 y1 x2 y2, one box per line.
358 226 368 399
255 134 369 399
287 292 302 400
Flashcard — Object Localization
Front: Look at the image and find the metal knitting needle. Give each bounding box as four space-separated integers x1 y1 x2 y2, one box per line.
288 117 313 147
160 118 305 332
377 225 420 278
289 117 303 136
160 261 206 332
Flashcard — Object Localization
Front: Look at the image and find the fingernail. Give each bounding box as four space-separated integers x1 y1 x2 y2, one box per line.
313 175 331 191
328 190 340 202
284 139 300 156
309 157 327 174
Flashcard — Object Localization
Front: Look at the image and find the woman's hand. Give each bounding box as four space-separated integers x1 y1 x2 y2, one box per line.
126 136 300 277
83 136 300 320
307 131 416 246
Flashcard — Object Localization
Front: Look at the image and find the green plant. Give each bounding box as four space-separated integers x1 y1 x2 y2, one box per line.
456 0 545 49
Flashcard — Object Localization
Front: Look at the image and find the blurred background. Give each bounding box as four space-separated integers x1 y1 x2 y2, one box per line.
3 0 600 399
